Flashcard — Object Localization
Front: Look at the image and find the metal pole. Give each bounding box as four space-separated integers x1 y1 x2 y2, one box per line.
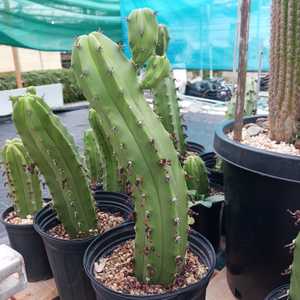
11 47 23 88
233 0 251 141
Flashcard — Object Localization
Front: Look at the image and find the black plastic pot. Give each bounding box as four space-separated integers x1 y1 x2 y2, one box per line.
34 192 133 300
84 222 216 300
186 141 206 156
214 116 300 300
190 200 223 252
0 206 52 282
265 285 289 300
200 152 224 187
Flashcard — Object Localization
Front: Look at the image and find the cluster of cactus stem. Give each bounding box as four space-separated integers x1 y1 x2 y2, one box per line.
12 91 97 238
83 128 103 189
1 138 43 218
183 154 209 199
269 0 300 143
88 109 123 193
71 8 188 284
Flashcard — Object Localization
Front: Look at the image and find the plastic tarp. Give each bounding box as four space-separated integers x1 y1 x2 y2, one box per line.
0 0 122 51
120 0 271 71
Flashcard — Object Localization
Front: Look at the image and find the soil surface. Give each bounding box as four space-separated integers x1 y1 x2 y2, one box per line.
5 211 33 225
94 240 208 296
48 209 124 240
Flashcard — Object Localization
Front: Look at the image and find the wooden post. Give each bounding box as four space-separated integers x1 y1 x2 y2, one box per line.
11 47 23 88
233 0 251 141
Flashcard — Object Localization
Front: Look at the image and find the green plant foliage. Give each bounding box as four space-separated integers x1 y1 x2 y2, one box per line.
290 232 300 300
0 69 84 103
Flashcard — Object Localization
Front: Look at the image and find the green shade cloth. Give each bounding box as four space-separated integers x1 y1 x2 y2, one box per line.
0 0 122 51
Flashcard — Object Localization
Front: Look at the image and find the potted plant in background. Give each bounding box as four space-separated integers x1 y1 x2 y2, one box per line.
12 90 132 300
72 8 216 300
0 138 52 282
214 0 300 299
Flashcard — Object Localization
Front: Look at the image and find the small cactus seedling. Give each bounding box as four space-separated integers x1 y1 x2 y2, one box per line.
183 154 209 198
13 92 97 238
72 31 188 285
289 232 300 300
127 8 159 66
140 55 171 89
1 138 43 218
83 128 103 189
156 24 169 56
88 109 123 192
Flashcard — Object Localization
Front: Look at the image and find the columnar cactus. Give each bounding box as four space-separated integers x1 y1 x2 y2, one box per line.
289 232 300 300
72 31 188 284
1 138 43 218
88 108 122 192
269 0 300 143
83 128 103 189
13 92 97 238
156 24 169 56
127 8 158 66
183 154 209 198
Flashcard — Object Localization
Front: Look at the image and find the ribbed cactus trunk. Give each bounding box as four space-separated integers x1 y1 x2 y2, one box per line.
13 93 97 238
1 139 43 218
83 128 103 188
269 0 300 143
72 32 188 285
289 232 300 300
88 108 123 192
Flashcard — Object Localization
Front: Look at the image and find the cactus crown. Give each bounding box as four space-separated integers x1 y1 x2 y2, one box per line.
269 0 300 143
183 154 209 198
1 138 43 218
72 26 188 284
83 128 103 189
13 92 97 238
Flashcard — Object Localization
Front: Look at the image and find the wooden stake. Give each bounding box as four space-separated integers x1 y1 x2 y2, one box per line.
11 47 23 88
233 0 251 141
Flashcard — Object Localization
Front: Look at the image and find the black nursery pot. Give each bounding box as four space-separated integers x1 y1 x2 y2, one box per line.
34 192 133 300
214 116 300 300
0 206 52 282
84 222 216 300
265 285 289 300
190 199 223 252
186 141 206 156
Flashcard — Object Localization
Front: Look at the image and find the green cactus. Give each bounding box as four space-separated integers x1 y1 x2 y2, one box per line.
289 232 300 300
1 138 43 218
183 154 209 198
156 24 170 56
12 92 97 238
83 128 103 189
127 8 158 66
140 55 171 89
153 76 186 155
88 108 123 192
72 31 188 285
269 0 300 143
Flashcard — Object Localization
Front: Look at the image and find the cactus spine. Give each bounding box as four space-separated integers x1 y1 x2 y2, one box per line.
72 31 188 285
88 109 122 192
13 92 97 238
156 24 169 56
183 154 209 198
289 232 300 299
1 138 43 218
83 128 103 189
127 8 158 66
269 0 300 143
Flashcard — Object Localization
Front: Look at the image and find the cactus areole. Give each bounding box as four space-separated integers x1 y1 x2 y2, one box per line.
269 0 300 143
2 139 43 218
72 31 188 285
13 93 97 238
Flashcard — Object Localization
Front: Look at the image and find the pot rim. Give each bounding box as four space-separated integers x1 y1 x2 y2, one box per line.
84 222 216 299
1 206 34 229
214 115 300 183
